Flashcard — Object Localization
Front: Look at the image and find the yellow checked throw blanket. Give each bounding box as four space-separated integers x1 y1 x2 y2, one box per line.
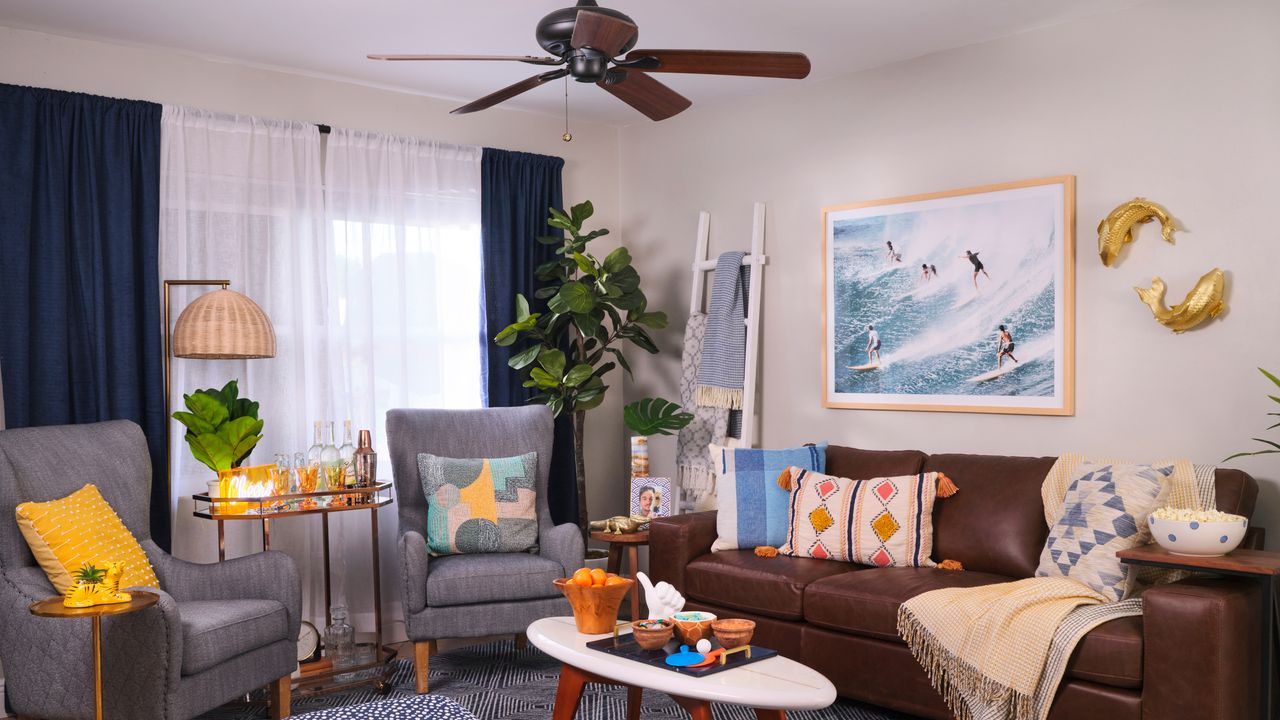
896 456 1217 720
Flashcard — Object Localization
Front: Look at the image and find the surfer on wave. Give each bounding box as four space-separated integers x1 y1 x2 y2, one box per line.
866 324 881 366
996 324 1018 369
920 263 932 281
886 240 895 261
961 250 991 289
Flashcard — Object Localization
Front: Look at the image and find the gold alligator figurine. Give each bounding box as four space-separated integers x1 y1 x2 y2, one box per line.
63 561 132 608
1134 268 1226 333
588 515 651 535
1098 198 1176 267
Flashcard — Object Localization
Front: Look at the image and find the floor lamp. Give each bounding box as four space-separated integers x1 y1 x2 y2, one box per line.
163 280 276 542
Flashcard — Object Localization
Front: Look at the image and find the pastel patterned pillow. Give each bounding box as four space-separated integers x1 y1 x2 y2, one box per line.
1035 463 1173 601
778 467 945 567
710 443 827 552
417 451 539 555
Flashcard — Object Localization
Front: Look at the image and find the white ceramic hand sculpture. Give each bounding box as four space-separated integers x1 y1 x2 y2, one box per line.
635 571 685 620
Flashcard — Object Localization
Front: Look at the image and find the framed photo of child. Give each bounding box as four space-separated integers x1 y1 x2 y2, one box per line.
630 477 672 520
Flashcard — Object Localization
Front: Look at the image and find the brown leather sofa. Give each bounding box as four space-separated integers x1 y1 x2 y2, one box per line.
650 446 1263 720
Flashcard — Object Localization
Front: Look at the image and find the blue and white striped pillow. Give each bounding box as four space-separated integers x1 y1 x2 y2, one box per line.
710 443 827 552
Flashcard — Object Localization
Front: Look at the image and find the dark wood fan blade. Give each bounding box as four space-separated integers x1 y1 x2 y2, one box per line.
368 54 563 66
452 69 569 115
623 50 811 79
571 10 638 57
598 70 692 122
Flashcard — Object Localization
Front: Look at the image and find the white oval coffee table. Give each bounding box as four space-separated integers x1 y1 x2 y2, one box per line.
527 616 836 719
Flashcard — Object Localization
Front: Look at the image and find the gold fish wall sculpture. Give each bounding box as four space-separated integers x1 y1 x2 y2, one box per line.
1134 268 1226 333
1098 198 1176 267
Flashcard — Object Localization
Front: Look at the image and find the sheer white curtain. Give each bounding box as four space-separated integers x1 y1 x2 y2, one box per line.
321 129 483 618
160 107 330 615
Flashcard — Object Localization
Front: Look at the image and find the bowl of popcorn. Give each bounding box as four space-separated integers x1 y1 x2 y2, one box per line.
1149 507 1248 556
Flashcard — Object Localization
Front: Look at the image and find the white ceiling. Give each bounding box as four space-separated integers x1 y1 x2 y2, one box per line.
0 1 1138 125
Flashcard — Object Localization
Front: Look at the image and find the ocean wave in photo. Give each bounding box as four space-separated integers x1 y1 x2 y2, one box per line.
832 195 1058 398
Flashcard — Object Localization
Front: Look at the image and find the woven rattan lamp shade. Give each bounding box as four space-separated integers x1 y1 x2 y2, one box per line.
171 289 276 359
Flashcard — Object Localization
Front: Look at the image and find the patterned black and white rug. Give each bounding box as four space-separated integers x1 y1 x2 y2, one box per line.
196 639 916 719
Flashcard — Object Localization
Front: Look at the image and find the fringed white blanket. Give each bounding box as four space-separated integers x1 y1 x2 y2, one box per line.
674 312 728 511
897 458 1217 720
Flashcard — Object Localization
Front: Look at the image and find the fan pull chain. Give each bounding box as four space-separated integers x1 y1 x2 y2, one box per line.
562 75 573 142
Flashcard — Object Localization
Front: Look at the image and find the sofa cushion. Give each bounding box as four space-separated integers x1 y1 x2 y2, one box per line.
927 453 1056 578
180 599 289 675
685 551 862 621
425 552 563 607
803 567 1013 642
1064 615 1143 689
825 446 928 482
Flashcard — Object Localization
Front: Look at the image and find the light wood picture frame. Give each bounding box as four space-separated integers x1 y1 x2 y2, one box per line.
822 176 1075 415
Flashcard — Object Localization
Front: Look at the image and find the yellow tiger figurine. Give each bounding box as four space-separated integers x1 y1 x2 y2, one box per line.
63 561 132 608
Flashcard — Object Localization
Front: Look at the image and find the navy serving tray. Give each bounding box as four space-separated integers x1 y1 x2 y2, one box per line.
585 634 778 678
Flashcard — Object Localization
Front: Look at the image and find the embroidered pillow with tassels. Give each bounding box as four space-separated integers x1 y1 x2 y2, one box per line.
774 467 957 567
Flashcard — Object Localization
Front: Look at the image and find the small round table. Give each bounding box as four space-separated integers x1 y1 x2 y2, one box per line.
590 530 649 621
30 591 160 720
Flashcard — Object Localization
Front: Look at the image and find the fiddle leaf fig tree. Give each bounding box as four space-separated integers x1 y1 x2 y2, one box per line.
495 200 668 533
172 379 264 473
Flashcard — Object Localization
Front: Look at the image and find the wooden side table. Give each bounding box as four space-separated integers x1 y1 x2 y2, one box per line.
1118 545 1280 720
29 591 160 720
590 530 649 621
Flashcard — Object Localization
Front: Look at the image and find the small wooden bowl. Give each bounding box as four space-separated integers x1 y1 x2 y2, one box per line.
671 611 717 645
630 619 674 650
712 618 756 649
554 577 634 635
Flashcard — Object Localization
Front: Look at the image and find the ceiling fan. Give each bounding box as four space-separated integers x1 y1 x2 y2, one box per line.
368 0 811 122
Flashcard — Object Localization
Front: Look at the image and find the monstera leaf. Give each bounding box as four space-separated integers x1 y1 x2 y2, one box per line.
623 397 694 437
173 380 264 473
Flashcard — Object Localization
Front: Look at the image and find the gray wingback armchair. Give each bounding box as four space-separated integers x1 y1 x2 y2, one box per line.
387 406 584 693
0 421 300 719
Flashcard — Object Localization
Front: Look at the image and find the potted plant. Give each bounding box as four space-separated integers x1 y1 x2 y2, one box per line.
1226 367 1280 461
494 201 669 534
171 379 264 473
624 397 694 480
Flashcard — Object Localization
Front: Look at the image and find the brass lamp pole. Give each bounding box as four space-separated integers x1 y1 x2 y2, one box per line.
163 280 276 543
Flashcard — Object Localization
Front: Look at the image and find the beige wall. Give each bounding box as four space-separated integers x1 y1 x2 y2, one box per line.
0 26 628 641
619 0 1280 532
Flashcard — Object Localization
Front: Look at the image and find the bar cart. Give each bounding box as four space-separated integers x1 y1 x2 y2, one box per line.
192 483 396 697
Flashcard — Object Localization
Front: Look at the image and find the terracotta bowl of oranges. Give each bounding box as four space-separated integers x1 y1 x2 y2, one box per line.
554 567 633 634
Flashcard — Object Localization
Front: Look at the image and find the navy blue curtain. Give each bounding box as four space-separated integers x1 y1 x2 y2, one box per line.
480 148 579 527
0 84 168 550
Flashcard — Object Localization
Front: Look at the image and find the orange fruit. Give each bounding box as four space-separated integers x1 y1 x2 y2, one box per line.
605 576 627 586
590 568 607 586
571 568 593 587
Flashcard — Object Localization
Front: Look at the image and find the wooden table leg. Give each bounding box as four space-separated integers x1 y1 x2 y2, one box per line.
626 686 642 720
91 615 103 720
754 710 787 720
553 663 591 720
626 544 642 620
672 695 713 720
606 543 622 575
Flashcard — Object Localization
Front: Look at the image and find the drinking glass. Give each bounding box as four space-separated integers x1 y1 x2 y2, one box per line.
295 452 318 494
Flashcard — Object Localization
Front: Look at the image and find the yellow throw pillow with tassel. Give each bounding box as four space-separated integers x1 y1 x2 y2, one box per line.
15 484 160 593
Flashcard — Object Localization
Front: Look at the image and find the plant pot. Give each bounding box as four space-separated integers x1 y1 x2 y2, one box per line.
555 577 634 634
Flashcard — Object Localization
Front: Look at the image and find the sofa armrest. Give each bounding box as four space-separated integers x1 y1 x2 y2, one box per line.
649 511 717 595
1242 526 1267 550
1142 575 1262 720
539 521 585 577
145 542 301 640
0 567 182 720
399 530 430 615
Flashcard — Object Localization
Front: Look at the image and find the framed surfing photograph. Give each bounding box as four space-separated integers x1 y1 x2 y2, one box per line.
821 176 1075 415
630 477 672 520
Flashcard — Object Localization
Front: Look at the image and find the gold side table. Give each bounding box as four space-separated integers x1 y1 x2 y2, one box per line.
29 591 160 720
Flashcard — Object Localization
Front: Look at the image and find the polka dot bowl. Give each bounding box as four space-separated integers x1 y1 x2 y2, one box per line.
1149 515 1248 557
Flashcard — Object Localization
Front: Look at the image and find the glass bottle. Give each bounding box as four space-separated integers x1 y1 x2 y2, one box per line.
324 606 355 669
320 421 341 493
307 421 323 469
339 420 356 491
